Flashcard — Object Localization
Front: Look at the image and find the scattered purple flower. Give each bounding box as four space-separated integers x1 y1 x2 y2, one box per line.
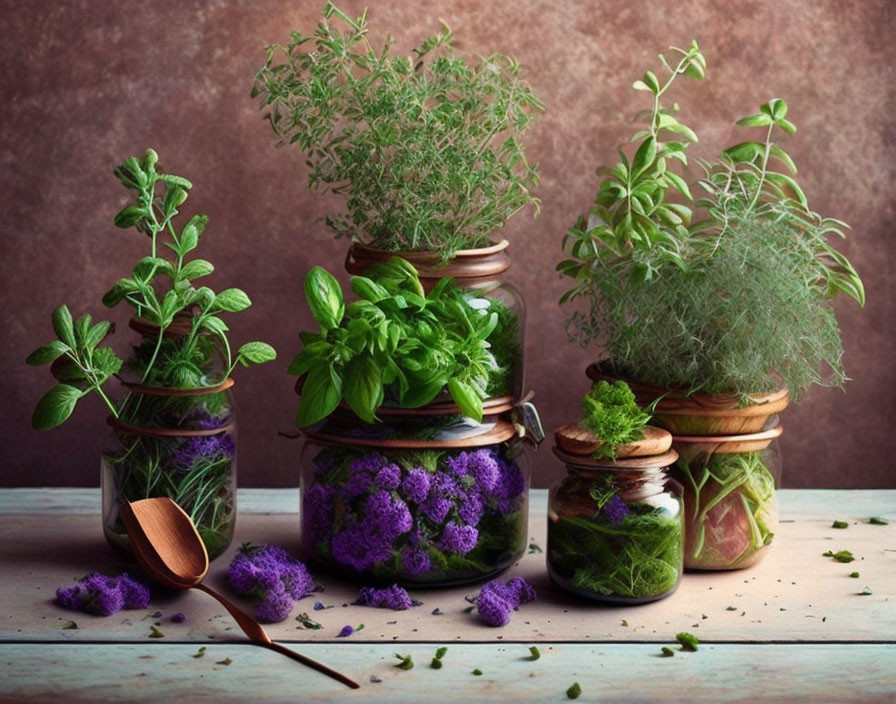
355 584 420 611
170 612 186 624
55 572 150 617
226 544 315 623
337 625 354 637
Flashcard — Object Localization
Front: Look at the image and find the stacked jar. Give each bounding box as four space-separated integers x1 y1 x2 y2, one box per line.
548 424 684 603
587 364 785 570
102 316 238 560
297 241 542 587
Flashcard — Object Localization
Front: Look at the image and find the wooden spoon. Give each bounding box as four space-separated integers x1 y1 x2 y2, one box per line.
119 498 359 689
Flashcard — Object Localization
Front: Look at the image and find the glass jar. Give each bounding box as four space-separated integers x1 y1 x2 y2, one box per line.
547 448 684 604
299 417 530 587
102 379 238 560
671 426 782 570
345 240 526 398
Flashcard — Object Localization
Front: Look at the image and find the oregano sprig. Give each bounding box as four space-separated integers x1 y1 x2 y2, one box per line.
27 149 276 430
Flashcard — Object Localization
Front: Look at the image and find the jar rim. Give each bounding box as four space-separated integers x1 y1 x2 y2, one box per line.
553 445 678 470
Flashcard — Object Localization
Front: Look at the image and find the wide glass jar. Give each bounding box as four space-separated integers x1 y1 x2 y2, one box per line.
548 448 684 604
299 416 530 587
671 426 782 570
345 239 526 398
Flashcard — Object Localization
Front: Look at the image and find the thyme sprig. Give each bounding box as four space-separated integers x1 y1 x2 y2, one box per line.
253 3 543 257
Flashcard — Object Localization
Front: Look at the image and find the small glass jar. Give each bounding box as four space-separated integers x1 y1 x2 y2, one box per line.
548 448 684 604
671 427 782 570
345 240 526 398
299 417 530 587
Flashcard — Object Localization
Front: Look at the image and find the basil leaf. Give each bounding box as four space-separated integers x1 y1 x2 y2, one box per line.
305 267 344 330
343 356 383 423
288 341 331 377
447 378 483 422
177 259 215 282
295 363 342 427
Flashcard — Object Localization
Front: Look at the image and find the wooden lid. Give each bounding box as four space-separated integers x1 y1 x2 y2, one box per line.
552 445 679 470
671 425 783 453
303 418 518 449
554 424 672 459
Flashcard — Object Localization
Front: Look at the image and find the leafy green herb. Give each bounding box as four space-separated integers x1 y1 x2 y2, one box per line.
296 613 323 630
527 541 543 554
831 521 848 529
253 3 542 258
850 572 860 578
394 653 414 670
581 381 650 459
526 646 541 661
559 44 862 399
192 647 207 658
148 624 165 638
869 517 889 525
566 682 582 699
676 632 699 651
435 647 448 660
292 259 518 425
823 550 855 564
216 658 232 666
858 587 873 596
472 668 483 676
660 646 675 657
27 149 276 559
61 620 78 630
549 477 682 599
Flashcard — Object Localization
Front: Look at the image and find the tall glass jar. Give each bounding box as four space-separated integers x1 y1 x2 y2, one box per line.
299 416 530 587
101 316 238 560
345 240 526 398
671 426 782 570
548 448 684 604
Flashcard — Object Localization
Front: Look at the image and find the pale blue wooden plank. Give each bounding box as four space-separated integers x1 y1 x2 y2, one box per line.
1 643 894 703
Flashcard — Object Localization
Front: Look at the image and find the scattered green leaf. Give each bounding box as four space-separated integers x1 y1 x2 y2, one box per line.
831 520 848 529
192 647 207 659
823 550 855 563
869 517 888 525
394 653 414 670
61 620 78 630
850 572 860 578
296 613 323 630
216 658 232 666
472 668 483 676
660 646 675 657
567 682 582 699
148 625 165 638
676 632 699 651
858 587 873 596
526 646 541 661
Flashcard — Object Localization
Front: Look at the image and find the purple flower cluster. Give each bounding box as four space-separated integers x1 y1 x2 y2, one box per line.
354 584 420 611
171 432 235 471
304 447 526 578
475 577 537 627
226 544 315 623
55 573 150 617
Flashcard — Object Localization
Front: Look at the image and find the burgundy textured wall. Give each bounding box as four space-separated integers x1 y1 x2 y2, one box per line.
1 0 893 489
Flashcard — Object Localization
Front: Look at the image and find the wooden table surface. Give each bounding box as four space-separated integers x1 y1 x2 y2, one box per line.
1 488 894 703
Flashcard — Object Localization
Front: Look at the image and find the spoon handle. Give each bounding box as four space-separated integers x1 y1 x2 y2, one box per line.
194 583 360 689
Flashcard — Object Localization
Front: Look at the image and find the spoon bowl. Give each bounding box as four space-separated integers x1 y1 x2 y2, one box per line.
119 497 359 689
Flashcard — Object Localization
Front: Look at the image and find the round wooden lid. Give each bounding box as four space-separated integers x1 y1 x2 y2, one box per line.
303 418 518 450
552 445 679 470
554 424 672 459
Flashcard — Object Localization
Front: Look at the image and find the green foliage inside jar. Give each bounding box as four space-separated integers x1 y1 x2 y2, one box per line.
548 473 682 601
291 258 520 427
253 3 543 258
674 451 777 569
558 42 864 398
